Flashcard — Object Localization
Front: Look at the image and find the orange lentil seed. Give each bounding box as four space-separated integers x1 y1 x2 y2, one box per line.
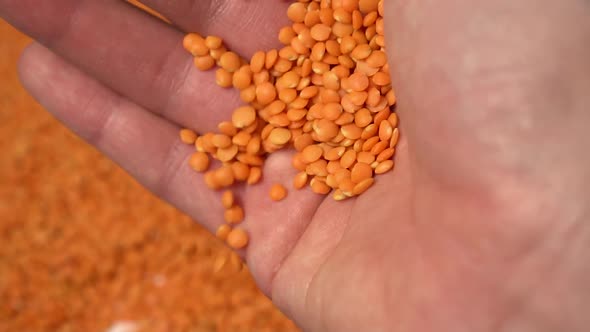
375 160 394 174
218 121 238 136
215 166 235 188
302 144 324 163
270 184 288 201
370 140 389 155
179 129 198 144
232 106 256 128
224 205 245 224
216 224 232 241
194 55 216 71
231 162 250 181
390 127 400 147
247 167 262 185
340 150 356 168
269 128 292 145
221 190 234 209
351 162 373 183
216 145 238 162
310 177 331 194
205 36 223 49
204 171 220 190
183 33 209 56
219 52 242 72
376 147 394 162
352 177 374 195
189 152 209 172
212 134 232 148
215 68 233 88
293 172 309 189
226 228 249 249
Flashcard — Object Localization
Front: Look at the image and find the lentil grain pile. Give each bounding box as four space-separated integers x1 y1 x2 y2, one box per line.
0 22 299 332
182 0 397 248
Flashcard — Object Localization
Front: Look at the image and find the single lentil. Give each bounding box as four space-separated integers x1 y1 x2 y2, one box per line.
219 51 242 73
189 152 210 172
216 224 232 240
221 190 234 209
270 184 288 201
179 129 198 144
194 55 215 71
224 205 245 224
226 228 249 249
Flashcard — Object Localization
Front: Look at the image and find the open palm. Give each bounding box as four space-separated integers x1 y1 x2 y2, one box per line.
3 0 590 331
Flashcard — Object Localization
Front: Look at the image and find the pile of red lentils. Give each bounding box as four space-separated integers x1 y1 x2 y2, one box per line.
181 0 396 250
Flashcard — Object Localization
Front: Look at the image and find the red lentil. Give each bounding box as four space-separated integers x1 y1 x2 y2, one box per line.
179 129 198 144
224 205 245 224
270 184 288 201
216 224 232 240
188 152 209 172
221 190 235 209
226 228 249 249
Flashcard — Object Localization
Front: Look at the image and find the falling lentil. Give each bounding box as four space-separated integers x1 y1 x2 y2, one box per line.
216 224 232 240
221 190 234 209
224 205 245 225
226 228 250 249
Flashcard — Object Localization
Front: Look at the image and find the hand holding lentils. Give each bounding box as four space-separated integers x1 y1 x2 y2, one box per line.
181 0 396 250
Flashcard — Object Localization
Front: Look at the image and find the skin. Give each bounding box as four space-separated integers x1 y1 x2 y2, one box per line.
1 0 589 331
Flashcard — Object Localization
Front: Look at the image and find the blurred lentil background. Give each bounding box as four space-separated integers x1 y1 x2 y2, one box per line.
0 12 299 332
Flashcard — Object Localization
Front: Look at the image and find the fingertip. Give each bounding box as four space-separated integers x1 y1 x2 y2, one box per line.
17 42 53 95
17 41 38 87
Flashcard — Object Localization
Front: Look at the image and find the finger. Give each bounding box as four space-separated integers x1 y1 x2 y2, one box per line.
18 42 328 298
17 42 222 230
385 0 590 188
0 0 250 133
0 0 238 132
139 0 289 56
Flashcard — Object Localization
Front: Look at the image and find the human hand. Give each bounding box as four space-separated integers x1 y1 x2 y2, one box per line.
2 0 589 331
